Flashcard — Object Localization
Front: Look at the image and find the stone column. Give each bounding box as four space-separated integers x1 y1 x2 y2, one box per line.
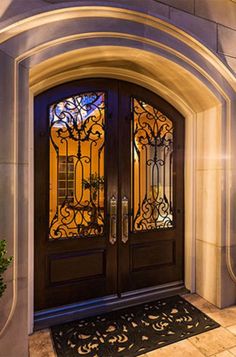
0 51 29 357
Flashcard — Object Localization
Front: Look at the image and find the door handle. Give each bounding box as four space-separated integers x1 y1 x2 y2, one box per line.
109 195 117 245
122 196 129 244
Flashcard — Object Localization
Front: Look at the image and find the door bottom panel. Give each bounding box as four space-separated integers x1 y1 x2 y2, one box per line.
34 281 188 330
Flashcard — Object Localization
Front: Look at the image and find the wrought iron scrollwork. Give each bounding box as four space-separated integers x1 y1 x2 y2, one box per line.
132 98 174 231
49 92 105 239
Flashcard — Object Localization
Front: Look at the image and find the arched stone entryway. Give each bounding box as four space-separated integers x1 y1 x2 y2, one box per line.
0 2 236 355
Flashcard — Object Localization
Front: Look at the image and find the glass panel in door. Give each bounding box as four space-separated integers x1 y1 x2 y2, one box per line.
49 92 105 239
132 97 174 231
35 79 118 310
118 81 184 294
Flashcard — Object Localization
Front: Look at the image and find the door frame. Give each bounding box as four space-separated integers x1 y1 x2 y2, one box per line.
33 79 185 328
28 78 196 333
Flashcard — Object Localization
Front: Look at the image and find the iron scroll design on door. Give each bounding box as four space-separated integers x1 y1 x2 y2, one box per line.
49 92 105 239
132 98 174 232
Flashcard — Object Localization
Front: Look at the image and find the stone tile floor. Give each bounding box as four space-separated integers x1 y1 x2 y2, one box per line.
29 294 236 357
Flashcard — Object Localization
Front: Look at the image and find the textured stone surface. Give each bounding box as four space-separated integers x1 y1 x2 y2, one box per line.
217 246 236 308
0 0 46 22
146 340 205 356
227 325 236 335
0 55 29 357
0 50 15 163
183 293 220 314
218 25 236 57
0 278 28 357
155 0 194 14
195 0 236 30
170 7 217 50
29 329 56 357
196 169 222 246
229 346 236 356
196 107 222 171
212 351 236 357
207 306 236 328
0 0 170 24
189 327 236 356
224 55 236 73
195 240 218 305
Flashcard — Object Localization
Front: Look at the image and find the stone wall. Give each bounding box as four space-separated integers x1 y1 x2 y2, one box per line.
1 0 236 72
157 0 236 72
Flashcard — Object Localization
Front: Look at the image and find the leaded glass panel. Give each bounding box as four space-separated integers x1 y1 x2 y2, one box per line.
49 92 105 239
132 97 173 231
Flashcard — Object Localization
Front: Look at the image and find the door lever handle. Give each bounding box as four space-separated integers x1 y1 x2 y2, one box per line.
122 196 129 243
109 195 117 245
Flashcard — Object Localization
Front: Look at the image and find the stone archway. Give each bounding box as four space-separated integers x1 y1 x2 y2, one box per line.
28 44 225 306
0 2 236 355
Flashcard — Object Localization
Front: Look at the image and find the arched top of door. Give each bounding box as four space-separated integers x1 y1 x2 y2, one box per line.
36 78 185 126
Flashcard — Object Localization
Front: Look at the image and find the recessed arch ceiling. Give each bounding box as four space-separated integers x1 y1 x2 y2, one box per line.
30 46 219 114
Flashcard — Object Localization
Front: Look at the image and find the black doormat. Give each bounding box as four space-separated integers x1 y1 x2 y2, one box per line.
51 295 220 357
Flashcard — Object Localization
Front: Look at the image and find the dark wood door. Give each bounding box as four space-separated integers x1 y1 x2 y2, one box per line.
34 79 184 311
117 82 184 294
34 79 119 310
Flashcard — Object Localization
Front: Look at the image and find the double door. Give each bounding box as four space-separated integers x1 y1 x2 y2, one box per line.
34 79 184 311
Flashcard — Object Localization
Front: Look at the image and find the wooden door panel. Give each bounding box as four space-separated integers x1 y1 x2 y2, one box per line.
131 240 175 271
118 81 184 293
128 266 182 290
48 250 105 284
45 277 108 309
34 79 119 310
130 228 176 242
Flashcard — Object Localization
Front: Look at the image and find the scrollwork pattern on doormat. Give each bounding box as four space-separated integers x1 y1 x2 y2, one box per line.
51 295 219 357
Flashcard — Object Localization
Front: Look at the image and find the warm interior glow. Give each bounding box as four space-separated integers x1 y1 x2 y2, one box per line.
49 93 105 239
132 98 173 231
